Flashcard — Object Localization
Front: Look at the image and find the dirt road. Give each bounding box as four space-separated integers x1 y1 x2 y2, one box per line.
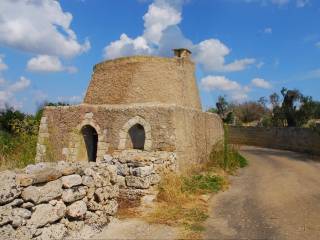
204 146 320 240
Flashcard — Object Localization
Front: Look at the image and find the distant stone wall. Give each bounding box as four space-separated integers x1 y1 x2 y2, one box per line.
229 126 320 155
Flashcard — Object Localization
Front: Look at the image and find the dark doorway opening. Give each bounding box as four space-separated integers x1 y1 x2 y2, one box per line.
128 124 145 150
81 125 98 162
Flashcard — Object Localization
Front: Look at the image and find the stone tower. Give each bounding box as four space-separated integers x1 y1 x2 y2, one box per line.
36 49 223 172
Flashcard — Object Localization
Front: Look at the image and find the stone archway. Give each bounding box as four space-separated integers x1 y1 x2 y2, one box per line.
67 113 107 162
118 116 152 151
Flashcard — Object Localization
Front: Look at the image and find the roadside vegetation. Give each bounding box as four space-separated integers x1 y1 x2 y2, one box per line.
0 102 69 170
209 87 320 128
146 126 248 238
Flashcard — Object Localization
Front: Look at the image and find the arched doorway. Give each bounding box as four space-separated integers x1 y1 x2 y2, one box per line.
128 124 145 150
81 125 98 162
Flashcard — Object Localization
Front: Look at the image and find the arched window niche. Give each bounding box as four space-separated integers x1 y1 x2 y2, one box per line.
80 125 98 162
118 116 152 151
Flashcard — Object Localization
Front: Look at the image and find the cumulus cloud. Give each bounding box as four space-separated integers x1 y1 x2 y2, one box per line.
27 55 77 73
251 78 272 89
143 1 182 44
103 0 255 73
201 76 241 91
200 75 250 102
193 39 256 72
0 0 90 58
103 34 152 59
0 55 8 72
0 76 31 109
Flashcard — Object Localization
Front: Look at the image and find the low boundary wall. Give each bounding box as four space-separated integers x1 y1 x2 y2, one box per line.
229 126 320 155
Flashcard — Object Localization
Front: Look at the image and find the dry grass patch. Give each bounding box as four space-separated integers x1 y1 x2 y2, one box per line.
145 171 228 238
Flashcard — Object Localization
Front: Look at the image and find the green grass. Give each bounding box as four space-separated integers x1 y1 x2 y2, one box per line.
0 130 37 170
182 174 225 194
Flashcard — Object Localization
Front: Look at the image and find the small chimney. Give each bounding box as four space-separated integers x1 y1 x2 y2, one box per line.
173 48 191 59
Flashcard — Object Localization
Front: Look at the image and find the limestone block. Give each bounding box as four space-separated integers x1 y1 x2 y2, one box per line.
62 186 87 203
16 174 33 187
22 179 62 204
61 174 82 188
125 176 151 189
66 200 87 219
94 185 119 203
0 224 15 239
22 202 34 209
37 223 67 240
103 200 118 215
117 175 126 187
106 165 117 184
7 198 23 207
131 165 154 177
0 170 21 205
29 201 66 228
82 175 94 187
0 205 12 226
25 164 62 184
117 164 129 176
103 154 113 164
12 208 31 219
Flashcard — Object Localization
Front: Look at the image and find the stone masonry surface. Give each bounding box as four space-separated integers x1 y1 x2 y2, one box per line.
36 51 224 172
0 149 176 239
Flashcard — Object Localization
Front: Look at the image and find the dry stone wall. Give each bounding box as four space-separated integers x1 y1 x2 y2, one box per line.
229 126 320 155
0 150 176 239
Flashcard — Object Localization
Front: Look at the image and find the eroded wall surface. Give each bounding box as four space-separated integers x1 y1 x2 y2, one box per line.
173 108 224 171
83 56 202 110
36 103 224 172
229 126 320 155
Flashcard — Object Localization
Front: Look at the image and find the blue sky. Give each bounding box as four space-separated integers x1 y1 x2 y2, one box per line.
0 0 319 113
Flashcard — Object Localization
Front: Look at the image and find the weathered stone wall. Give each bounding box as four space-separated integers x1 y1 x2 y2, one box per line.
173 109 224 171
36 103 224 172
0 161 119 239
229 126 320 155
0 150 176 239
36 103 177 163
83 56 202 110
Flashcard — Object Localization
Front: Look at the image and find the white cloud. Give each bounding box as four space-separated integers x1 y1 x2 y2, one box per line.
264 27 272 34
315 42 320 48
0 76 31 109
143 1 182 44
201 76 241 91
27 55 77 73
200 75 251 102
193 39 256 72
251 78 272 89
103 34 152 59
103 0 255 73
0 0 90 58
0 55 8 72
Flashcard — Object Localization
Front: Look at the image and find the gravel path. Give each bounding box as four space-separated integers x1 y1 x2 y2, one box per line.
204 146 320 240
